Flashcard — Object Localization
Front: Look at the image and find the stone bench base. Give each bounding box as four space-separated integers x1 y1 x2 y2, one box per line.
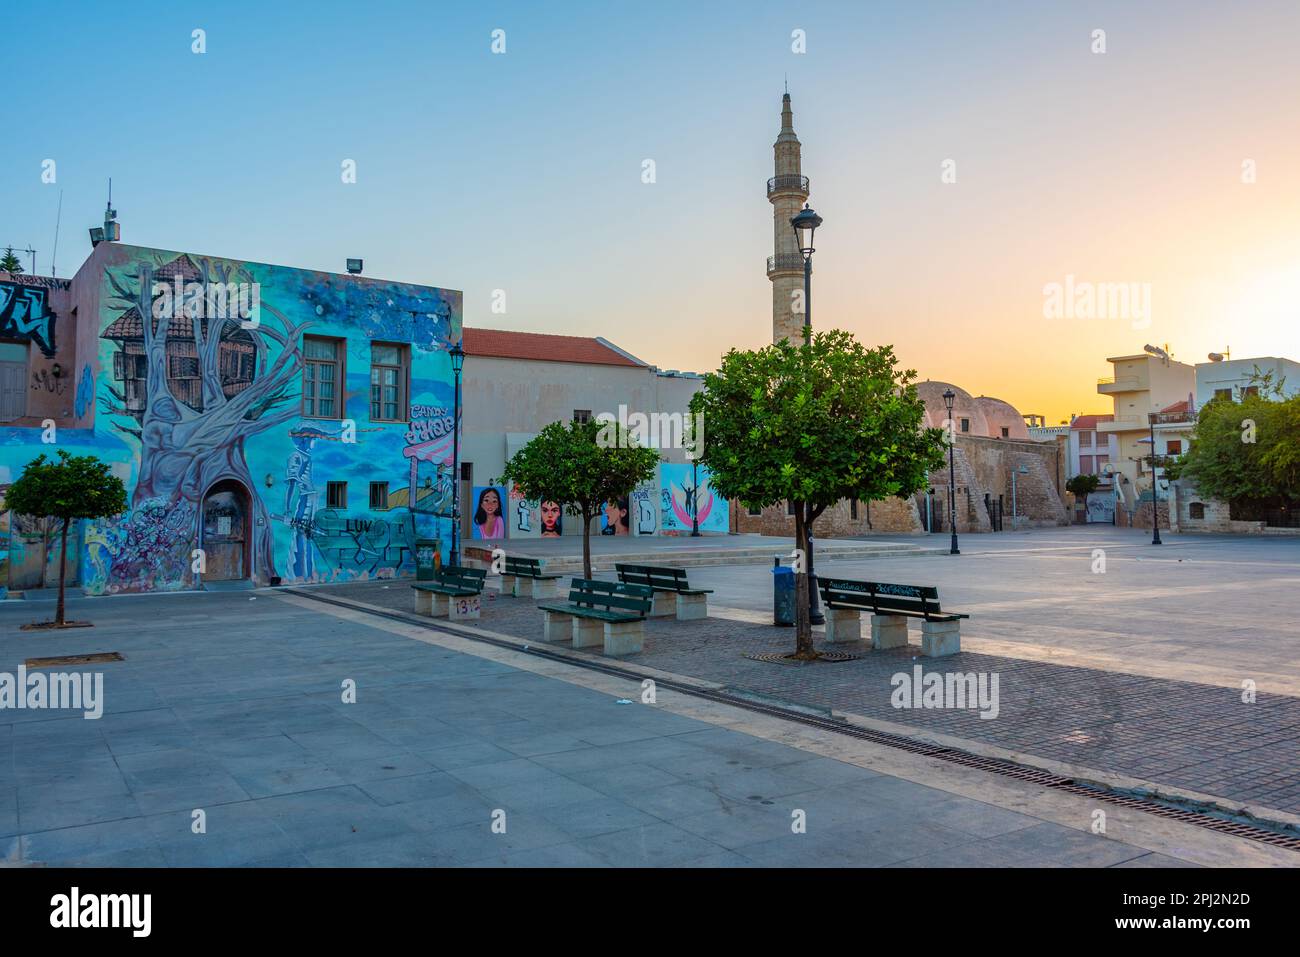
572 615 603 649
603 618 645 656
676 592 708 621
824 607 861 643
414 590 449 617
920 619 961 657
872 614 910 650
508 576 561 599
542 610 572 643
499 574 517 596
449 595 480 621
648 592 676 618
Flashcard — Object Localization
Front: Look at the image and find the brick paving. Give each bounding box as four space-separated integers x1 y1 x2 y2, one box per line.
316 577 1300 817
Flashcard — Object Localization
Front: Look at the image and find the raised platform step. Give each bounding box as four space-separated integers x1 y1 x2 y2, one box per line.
464 538 933 573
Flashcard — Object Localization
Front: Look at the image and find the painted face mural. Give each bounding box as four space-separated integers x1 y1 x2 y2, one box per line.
471 486 506 541
540 500 563 537
8 243 468 594
601 496 630 535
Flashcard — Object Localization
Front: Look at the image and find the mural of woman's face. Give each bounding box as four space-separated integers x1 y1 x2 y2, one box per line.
540 500 561 532
481 489 501 517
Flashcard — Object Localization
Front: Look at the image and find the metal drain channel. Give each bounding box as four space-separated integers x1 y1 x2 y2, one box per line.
287 587 1300 853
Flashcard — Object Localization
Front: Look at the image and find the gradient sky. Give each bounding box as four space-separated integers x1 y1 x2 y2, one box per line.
5 0 1299 424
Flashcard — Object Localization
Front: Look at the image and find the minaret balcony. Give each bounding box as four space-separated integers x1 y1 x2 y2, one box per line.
767 175 809 197
767 254 806 277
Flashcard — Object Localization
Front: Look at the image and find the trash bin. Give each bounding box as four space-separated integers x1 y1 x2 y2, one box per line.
415 539 441 581
772 557 795 627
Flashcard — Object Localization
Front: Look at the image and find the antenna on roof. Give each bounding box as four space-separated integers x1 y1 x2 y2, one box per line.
51 189 63 277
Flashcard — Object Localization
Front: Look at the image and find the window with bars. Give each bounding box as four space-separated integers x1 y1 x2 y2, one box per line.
369 481 389 510
326 481 347 509
304 336 343 418
370 343 407 422
573 410 592 424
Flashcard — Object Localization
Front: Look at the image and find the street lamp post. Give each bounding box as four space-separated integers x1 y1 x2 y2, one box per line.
690 457 701 537
1148 413 1162 546
791 204 825 625
943 389 960 555
449 342 466 566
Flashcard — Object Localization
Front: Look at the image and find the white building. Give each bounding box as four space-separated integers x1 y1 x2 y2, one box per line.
1194 355 1300 406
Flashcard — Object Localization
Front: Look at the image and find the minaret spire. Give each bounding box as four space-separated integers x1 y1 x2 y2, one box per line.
767 90 809 344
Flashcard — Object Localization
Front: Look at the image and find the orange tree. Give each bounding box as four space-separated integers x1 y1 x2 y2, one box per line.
689 330 944 659
5 450 127 626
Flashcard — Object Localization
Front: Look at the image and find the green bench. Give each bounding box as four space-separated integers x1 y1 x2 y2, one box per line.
819 578 969 657
538 578 654 656
411 565 487 620
500 555 562 598
615 563 713 620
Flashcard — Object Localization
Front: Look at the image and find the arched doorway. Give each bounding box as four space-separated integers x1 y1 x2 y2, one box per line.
200 479 251 581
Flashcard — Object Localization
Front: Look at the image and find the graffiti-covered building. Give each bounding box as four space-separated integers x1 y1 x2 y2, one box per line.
1 241 461 595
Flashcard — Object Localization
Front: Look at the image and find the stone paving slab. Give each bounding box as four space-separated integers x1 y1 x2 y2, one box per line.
314 575 1300 818
0 591 1180 868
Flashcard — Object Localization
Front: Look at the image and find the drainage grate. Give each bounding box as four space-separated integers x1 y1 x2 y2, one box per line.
24 652 124 668
287 588 1300 853
744 652 862 664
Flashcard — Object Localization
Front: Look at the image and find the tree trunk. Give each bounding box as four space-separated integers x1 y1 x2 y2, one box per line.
55 517 69 626
581 506 593 581
793 502 815 659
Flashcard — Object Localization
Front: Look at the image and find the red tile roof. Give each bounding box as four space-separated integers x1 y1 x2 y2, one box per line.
462 327 643 367
1071 414 1114 430
1160 399 1191 414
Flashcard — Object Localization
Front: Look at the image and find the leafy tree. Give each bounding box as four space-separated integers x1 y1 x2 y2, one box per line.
1171 388 1300 509
690 330 946 659
499 419 659 580
4 451 127 626
1065 473 1101 519
0 247 23 274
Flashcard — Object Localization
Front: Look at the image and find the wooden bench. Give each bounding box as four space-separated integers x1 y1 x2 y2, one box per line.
819 578 969 657
411 565 487 621
538 578 654 655
615 563 713 620
499 555 563 598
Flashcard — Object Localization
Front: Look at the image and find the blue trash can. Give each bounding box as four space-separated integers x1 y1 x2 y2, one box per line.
772 557 795 627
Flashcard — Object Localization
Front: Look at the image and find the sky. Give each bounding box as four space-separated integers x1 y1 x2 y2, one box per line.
4 0 1300 424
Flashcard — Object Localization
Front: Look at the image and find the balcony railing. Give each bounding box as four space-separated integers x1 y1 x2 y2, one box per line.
767 175 809 196
1097 375 1142 391
766 254 806 276
1148 411 1193 425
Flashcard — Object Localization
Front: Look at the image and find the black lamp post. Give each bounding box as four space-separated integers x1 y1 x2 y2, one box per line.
791 204 822 347
1148 413 1162 545
449 342 466 566
943 389 960 555
690 457 701 537
791 204 825 624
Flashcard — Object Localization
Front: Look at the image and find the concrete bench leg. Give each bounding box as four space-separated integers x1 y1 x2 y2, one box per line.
604 619 644 656
824 607 862 643
532 578 561 599
543 610 573 643
514 577 534 598
449 595 481 621
414 590 434 616
921 619 961 657
676 592 707 621
499 574 517 596
871 614 909 650
648 592 676 618
572 616 603 649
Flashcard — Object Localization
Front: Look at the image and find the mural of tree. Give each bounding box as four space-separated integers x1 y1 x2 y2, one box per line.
101 255 312 583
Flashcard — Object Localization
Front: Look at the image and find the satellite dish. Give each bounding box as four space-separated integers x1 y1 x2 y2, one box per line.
1207 353 1224 362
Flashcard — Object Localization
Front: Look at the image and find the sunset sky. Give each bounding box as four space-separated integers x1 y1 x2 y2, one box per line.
5 0 1299 423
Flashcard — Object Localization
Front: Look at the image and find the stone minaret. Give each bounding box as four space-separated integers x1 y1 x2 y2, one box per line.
768 92 809 344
